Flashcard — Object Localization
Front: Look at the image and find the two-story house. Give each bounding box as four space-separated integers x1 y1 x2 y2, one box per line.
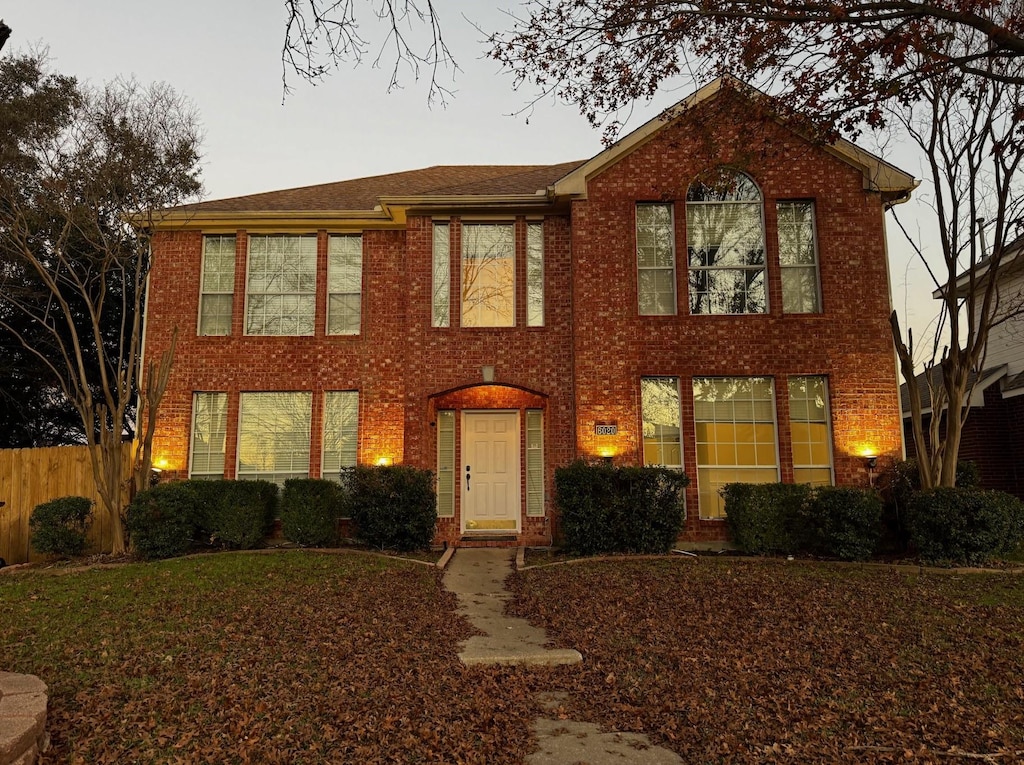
143 79 916 547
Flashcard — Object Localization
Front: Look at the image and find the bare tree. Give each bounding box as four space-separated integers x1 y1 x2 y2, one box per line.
888 30 1024 488
0 54 202 553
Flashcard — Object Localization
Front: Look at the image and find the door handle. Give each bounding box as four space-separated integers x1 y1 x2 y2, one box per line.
465 464 471 491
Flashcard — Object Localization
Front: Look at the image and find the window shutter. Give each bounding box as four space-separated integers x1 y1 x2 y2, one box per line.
526 410 544 517
437 411 455 517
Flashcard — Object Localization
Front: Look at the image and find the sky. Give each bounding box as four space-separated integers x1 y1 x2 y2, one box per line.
4 0 942 354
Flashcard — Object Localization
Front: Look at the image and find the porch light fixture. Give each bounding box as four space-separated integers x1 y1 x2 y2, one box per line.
863 453 878 488
376 456 392 466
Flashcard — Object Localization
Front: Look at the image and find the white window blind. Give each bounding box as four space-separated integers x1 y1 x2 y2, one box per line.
245 235 317 336
237 392 311 484
189 392 227 479
199 236 235 336
327 236 363 335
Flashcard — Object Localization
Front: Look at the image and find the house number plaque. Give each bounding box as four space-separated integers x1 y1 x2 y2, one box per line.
594 423 618 436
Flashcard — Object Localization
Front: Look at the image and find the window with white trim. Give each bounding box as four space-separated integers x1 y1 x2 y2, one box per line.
526 410 544 516
245 235 317 336
527 223 544 327
432 224 451 327
777 201 822 313
327 236 362 335
693 377 778 519
641 377 682 468
436 410 455 517
788 376 834 486
636 203 676 315
686 170 766 315
322 391 359 481
462 224 515 327
189 392 227 479
198 236 235 336
237 392 311 484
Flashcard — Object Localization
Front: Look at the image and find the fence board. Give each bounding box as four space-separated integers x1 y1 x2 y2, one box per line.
0 443 135 565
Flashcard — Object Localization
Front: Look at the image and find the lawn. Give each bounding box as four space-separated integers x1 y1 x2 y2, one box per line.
510 558 1024 763
0 552 535 764
2 553 1023 764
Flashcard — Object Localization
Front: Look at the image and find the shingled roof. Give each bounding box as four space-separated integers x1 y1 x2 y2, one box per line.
179 162 586 213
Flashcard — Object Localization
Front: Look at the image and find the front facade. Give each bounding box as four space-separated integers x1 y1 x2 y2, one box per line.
144 80 915 546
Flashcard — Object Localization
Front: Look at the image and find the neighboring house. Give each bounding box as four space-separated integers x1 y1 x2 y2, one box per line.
143 78 916 547
901 237 1024 498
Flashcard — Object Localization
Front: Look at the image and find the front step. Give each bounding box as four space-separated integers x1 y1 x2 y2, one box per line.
459 534 519 548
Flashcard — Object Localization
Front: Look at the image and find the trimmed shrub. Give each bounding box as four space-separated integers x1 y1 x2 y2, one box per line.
281 478 346 547
347 465 437 552
200 480 278 549
722 482 813 556
809 486 882 561
29 496 93 557
879 458 981 553
907 487 1024 565
125 483 202 560
555 460 688 555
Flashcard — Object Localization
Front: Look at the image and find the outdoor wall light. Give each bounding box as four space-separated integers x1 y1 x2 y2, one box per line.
376 456 393 466
864 454 878 470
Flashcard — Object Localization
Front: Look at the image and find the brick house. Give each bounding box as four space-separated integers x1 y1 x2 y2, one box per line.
143 79 916 547
901 236 1024 498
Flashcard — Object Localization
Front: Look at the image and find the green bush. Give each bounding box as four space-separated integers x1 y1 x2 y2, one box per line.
29 496 93 557
125 483 202 560
555 460 688 555
198 480 278 549
281 478 347 547
347 465 437 552
722 482 813 556
879 458 981 553
809 486 883 561
907 487 1024 565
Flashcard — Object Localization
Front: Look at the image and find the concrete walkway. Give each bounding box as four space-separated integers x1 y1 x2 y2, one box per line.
443 549 683 764
444 548 582 667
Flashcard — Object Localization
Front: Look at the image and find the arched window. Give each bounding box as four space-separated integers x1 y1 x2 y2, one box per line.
686 169 767 314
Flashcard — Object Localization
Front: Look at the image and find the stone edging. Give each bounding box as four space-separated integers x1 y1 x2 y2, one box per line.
0 672 47 765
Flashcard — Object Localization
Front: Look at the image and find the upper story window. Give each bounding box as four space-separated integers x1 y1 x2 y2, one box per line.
462 223 515 327
777 201 822 313
245 235 317 336
636 203 677 315
527 223 544 327
327 235 363 335
686 170 766 315
432 223 451 327
199 236 235 336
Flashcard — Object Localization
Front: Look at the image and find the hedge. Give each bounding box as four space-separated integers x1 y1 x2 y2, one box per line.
554 460 688 555
907 487 1024 565
347 465 437 552
280 478 347 547
29 496 93 558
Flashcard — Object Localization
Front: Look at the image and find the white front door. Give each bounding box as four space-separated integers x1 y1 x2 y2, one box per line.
462 411 521 532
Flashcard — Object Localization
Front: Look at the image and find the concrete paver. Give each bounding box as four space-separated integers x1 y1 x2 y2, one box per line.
444 548 581 667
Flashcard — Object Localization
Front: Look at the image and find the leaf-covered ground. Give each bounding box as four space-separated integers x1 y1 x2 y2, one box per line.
0 552 537 764
509 558 1024 763
3 553 1023 763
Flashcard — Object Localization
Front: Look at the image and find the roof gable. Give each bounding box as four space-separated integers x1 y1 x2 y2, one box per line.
551 77 917 205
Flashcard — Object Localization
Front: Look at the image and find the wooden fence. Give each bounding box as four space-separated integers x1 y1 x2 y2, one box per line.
0 443 135 565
